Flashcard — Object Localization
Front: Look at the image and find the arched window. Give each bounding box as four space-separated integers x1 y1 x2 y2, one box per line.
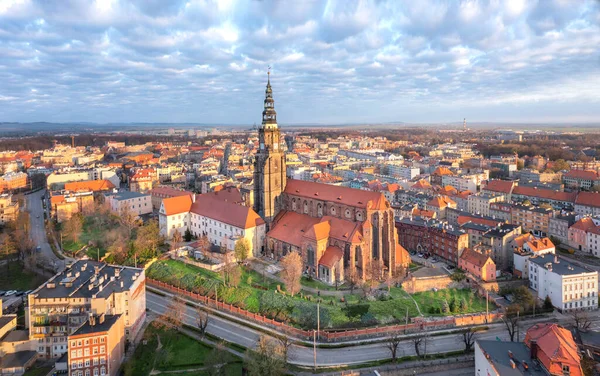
307 245 315 266
317 203 323 217
345 209 351 219
292 199 297 211
356 211 363 221
304 201 309 214
330 206 336 216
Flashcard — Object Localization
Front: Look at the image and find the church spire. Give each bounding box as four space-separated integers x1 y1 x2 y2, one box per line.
262 67 277 128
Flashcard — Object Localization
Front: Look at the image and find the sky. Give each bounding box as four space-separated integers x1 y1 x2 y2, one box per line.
0 0 599 125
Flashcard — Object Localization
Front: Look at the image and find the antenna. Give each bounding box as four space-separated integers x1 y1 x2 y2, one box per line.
463 118 467 131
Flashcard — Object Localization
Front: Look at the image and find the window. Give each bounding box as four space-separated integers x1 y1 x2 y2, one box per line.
93 369 98 376
563 365 570 375
100 367 106 376
85 360 90 367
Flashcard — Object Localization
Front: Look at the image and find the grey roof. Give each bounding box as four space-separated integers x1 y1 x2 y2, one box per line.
396 216 466 236
461 221 491 232
72 314 121 336
0 350 37 369
33 260 143 299
105 191 149 201
0 315 16 331
3 330 29 343
529 254 595 276
477 340 547 376
484 224 521 238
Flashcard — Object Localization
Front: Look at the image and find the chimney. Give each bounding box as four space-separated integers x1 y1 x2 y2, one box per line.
99 314 105 324
509 359 516 369
115 268 120 278
94 265 100 275
530 340 538 360
554 255 559 263
89 313 96 327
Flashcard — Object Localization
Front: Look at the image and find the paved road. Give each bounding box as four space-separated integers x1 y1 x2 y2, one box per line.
25 189 68 272
146 291 514 367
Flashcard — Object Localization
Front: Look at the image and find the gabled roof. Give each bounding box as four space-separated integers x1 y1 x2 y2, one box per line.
460 248 492 268
482 179 515 194
564 169 599 180
149 186 193 198
525 237 554 253
426 195 456 208
570 217 598 232
284 179 389 210
432 166 454 176
575 192 600 208
162 195 193 216
319 246 343 268
411 179 432 190
524 323 583 376
65 180 115 192
190 195 264 229
512 186 577 203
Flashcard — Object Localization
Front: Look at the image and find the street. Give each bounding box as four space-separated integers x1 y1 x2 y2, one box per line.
25 189 69 272
146 291 514 367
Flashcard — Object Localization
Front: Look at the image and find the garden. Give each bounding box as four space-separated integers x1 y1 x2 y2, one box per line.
122 323 242 376
146 259 490 330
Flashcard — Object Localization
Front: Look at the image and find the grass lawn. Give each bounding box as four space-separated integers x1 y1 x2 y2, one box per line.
23 366 53 376
300 275 344 291
60 216 118 259
147 259 489 330
123 323 241 376
0 261 46 291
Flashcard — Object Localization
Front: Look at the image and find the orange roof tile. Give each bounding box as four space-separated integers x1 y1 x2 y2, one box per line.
512 186 577 203
433 167 454 176
284 179 389 210
564 169 599 180
570 217 598 232
162 195 193 216
525 237 554 252
525 323 583 376
457 215 500 228
411 179 432 190
65 180 115 192
575 192 600 208
459 248 492 268
318 246 343 268
482 180 514 194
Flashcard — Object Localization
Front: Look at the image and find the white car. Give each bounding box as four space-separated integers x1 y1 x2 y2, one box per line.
4 290 17 296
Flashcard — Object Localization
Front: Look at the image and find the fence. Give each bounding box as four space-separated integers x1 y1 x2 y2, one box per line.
147 278 502 343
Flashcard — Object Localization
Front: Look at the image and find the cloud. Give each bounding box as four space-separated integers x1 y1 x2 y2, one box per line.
0 0 598 124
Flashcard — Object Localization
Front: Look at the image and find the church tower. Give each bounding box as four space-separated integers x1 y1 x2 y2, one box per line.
254 70 287 224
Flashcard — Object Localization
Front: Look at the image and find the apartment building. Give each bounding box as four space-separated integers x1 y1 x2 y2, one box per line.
562 170 599 190
104 191 152 217
575 192 600 217
511 205 554 237
28 261 146 359
529 254 598 312
441 174 482 193
149 186 193 211
512 236 555 279
425 195 456 220
481 223 522 270
0 171 28 192
68 314 124 376
387 163 419 180
548 213 576 245
568 217 599 253
488 201 512 222
467 192 505 217
396 217 468 265
0 193 19 225
511 186 576 210
51 191 95 223
458 248 496 282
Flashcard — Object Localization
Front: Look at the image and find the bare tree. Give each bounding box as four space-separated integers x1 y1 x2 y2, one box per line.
345 268 360 294
462 328 476 353
0 233 17 271
412 335 423 358
571 310 592 333
276 335 295 364
119 205 137 237
245 335 287 376
386 332 402 362
196 234 211 259
280 252 303 296
170 230 183 252
196 307 210 337
163 296 186 329
502 307 520 342
63 213 83 244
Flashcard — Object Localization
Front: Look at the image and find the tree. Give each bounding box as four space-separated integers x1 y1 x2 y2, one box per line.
571 310 592 333
552 159 570 172
259 291 293 320
386 332 402 362
502 306 520 342
345 268 360 294
119 205 137 237
522 199 532 206
543 295 553 311
229 264 242 288
134 220 161 261
412 334 424 358
63 213 83 244
163 296 186 329
204 341 230 376
170 230 183 251
196 307 210 337
245 335 287 376
184 228 193 242
0 233 17 271
276 335 295 364
280 252 302 296
196 234 211 258
234 238 250 263
462 328 476 353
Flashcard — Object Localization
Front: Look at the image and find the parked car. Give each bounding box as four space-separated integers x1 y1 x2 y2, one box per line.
36 246 41 252
5 290 17 296
417 253 423 258
0 290 6 297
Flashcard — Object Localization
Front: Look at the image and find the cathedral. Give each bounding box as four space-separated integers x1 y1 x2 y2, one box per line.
254 72 409 284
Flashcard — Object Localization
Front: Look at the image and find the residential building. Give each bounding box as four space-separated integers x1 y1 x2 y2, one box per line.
548 213 576 246
51 191 95 223
475 340 545 376
396 217 468 265
104 191 152 217
64 180 116 193
524 323 584 376
459 248 496 282
68 314 124 376
159 192 266 256
562 170 599 191
568 217 600 253
482 179 516 201
489 201 512 222
512 236 555 279
467 192 505 217
0 193 19 225
481 223 522 270
149 186 193 211
128 168 157 193
528 254 597 312
28 261 146 359
511 186 576 210
0 171 28 192
574 192 600 216
425 195 456 220
387 163 419 180
511 205 554 237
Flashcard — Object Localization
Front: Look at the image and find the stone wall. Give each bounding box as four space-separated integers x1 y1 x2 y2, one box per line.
403 274 453 294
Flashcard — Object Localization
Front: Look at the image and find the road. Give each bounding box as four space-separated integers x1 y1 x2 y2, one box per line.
146 291 514 367
25 189 68 272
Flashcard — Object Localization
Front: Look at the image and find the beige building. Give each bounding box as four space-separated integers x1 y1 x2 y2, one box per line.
104 191 152 217
51 191 95 223
0 193 19 225
511 204 554 237
28 261 146 359
467 192 505 217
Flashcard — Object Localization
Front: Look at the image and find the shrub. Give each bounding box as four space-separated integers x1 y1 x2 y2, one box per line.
343 304 370 319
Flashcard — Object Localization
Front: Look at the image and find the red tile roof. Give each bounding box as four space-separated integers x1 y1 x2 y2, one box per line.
319 246 343 268
162 195 193 216
459 248 492 268
190 195 264 229
65 180 115 192
525 323 583 376
284 179 389 210
433 167 454 176
411 179 432 190
525 237 554 252
564 169 599 180
570 217 598 232
457 215 501 228
512 186 577 203
267 211 320 247
575 192 600 208
149 187 193 198
427 195 456 208
482 180 514 194
207 186 244 205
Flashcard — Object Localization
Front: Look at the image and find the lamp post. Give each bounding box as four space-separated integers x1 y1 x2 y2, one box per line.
313 290 321 372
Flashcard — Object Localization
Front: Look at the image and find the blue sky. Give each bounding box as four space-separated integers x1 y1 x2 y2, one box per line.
0 0 599 124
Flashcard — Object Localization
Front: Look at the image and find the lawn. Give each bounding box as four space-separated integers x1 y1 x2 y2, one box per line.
0 261 46 291
60 216 117 260
147 259 490 330
300 275 343 291
122 323 241 376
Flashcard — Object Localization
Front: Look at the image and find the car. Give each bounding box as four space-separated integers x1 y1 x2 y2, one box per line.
15 291 24 297
36 215 40 218
36 246 41 252
4 290 17 296
417 253 423 258
0 290 6 297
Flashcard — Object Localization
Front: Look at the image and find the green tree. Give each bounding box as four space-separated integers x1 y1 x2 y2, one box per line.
259 291 293 320
459 297 468 312
0 233 17 271
552 159 570 172
184 228 193 242
234 238 250 263
522 199 532 206
543 295 554 311
134 220 161 261
442 300 450 314
292 302 331 330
